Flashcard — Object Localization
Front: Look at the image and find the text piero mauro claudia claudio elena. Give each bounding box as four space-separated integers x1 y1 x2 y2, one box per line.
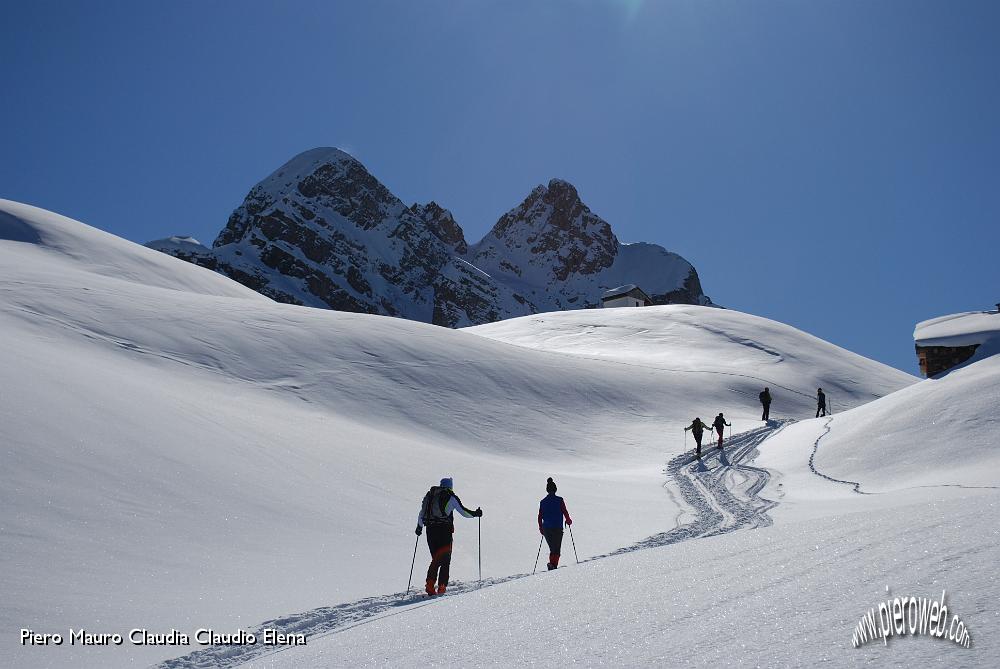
20 627 305 647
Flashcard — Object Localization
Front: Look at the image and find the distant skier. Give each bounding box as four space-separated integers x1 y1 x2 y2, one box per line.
816 388 827 418
759 387 771 422
713 413 731 449
538 477 573 571
415 477 482 596
684 417 711 459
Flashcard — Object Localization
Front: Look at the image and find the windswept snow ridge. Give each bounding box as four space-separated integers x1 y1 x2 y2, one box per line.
0 199 266 300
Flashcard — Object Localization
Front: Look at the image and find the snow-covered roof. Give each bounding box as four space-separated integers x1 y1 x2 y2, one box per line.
145 236 210 255
602 283 644 300
913 310 1000 348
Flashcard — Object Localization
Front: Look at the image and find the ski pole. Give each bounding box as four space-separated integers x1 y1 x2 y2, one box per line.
406 534 419 594
569 525 580 564
532 536 543 574
478 516 482 587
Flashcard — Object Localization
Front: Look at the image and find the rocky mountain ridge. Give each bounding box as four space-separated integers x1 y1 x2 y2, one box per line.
147 148 712 326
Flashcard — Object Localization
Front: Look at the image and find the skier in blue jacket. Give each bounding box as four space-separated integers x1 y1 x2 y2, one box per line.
538 477 573 570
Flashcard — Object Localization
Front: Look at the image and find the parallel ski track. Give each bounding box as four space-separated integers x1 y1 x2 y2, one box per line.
157 422 787 669
600 419 788 556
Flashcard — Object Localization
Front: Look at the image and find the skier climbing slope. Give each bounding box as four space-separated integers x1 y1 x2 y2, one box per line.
538 477 573 570
417 478 482 595
685 417 712 459
713 413 731 450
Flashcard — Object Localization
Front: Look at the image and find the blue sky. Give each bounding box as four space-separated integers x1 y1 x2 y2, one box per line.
2 0 998 374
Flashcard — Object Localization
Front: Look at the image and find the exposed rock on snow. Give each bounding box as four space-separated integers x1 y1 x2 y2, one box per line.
469 179 712 310
148 148 712 325
409 201 468 255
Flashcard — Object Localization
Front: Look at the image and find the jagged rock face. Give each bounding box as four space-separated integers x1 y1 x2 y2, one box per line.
483 180 617 283
202 148 529 325
409 202 467 255
150 148 712 326
655 267 708 306
469 180 712 311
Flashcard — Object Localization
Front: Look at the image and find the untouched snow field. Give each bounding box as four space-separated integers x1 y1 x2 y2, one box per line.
3 199 995 668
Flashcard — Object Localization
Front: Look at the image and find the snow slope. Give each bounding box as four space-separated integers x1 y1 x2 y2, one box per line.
751 309 1000 523
1 200 917 668
755 349 1000 522
466 306 913 419
240 491 1000 668
241 323 1000 668
0 201 265 300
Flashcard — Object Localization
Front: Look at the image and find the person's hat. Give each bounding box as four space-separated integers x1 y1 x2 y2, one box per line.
440 477 453 488
546 477 557 493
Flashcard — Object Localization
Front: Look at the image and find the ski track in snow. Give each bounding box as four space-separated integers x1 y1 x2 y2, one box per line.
807 417 999 496
602 420 787 555
157 423 786 669
806 417 870 495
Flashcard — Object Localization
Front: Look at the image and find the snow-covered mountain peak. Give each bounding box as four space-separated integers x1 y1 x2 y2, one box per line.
266 146 357 182
249 147 368 206
149 148 713 322
535 177 582 209
475 177 617 282
491 177 612 239
543 177 582 205
216 146 401 247
186 148 526 324
467 178 709 308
